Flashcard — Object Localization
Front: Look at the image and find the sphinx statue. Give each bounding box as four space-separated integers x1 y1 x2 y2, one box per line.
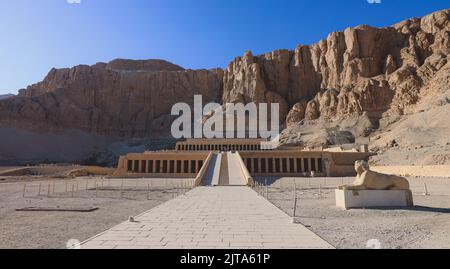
338 160 411 191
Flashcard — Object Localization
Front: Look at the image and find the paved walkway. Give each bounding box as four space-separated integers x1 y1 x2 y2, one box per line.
218 153 229 185
81 187 333 249
227 153 247 185
202 153 220 186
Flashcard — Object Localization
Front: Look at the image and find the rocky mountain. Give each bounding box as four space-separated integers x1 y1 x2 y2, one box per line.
0 94 14 100
224 9 449 124
1 59 223 137
0 9 449 166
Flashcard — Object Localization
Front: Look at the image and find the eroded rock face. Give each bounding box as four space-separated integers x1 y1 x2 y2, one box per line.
222 9 450 128
1 60 223 137
0 9 449 146
0 94 14 100
305 100 320 121
285 100 307 127
104 59 184 72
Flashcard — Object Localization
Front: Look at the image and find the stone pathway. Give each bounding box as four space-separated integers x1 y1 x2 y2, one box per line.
81 186 333 249
218 153 229 185
227 153 247 186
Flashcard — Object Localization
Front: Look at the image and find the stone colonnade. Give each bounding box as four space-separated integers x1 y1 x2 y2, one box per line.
176 139 269 151
241 156 324 175
126 158 204 174
119 152 209 177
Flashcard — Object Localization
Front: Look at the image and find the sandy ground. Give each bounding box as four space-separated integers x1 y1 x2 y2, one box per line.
0 167 20 172
0 177 194 249
370 104 450 166
254 176 450 249
0 165 115 180
371 165 450 178
2 173 449 249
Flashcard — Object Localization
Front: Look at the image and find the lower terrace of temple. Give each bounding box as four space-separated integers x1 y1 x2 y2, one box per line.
113 139 374 178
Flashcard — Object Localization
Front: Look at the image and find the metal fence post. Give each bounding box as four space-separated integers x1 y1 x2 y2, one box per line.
293 182 298 222
120 180 124 198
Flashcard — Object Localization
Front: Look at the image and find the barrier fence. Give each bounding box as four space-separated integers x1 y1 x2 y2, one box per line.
22 178 197 200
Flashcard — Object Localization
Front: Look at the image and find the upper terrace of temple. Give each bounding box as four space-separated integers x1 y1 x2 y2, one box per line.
175 139 270 151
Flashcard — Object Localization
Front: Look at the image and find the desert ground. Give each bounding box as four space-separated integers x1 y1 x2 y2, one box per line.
0 167 195 249
253 176 450 249
1 165 449 249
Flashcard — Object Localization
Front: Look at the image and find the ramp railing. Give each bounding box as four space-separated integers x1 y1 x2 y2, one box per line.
235 151 255 187
194 152 214 187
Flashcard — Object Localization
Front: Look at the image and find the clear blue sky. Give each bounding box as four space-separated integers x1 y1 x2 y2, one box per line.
1 0 449 94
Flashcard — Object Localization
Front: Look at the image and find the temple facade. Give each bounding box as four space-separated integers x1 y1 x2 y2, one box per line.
113 139 374 179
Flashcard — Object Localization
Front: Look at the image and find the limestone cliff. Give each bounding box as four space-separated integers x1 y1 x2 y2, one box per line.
222 9 450 128
0 9 449 165
0 94 14 100
1 59 223 137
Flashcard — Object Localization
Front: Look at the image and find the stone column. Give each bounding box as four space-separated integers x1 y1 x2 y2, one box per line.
131 160 136 173
324 158 331 177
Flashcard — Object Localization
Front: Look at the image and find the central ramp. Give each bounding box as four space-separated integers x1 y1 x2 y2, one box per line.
201 153 220 186
226 152 247 186
81 187 334 249
218 152 229 185
201 152 249 186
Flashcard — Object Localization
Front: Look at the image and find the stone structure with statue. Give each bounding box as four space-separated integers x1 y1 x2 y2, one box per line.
338 160 411 191
336 160 414 209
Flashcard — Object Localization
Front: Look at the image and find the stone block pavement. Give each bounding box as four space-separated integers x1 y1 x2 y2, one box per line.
81 186 334 249
227 153 247 185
